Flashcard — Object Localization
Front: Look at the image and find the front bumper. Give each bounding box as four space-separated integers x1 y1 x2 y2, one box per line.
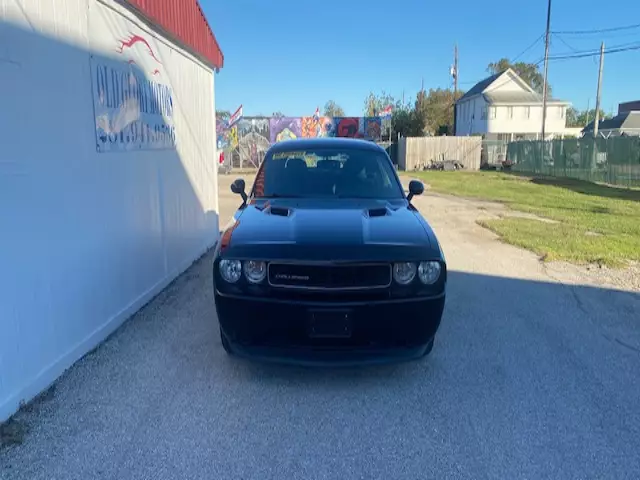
215 291 445 365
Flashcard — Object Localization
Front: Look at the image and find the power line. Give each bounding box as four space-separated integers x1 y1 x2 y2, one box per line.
552 33 581 53
548 39 640 56
511 34 545 62
553 34 597 65
534 42 640 64
552 23 640 35
552 35 640 64
457 35 545 87
461 39 640 88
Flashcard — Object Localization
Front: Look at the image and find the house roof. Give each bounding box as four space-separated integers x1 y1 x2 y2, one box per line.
457 72 502 102
122 0 224 69
483 91 569 105
457 68 569 106
582 111 640 132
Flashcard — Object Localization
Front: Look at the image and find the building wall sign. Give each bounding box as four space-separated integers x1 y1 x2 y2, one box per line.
91 33 176 152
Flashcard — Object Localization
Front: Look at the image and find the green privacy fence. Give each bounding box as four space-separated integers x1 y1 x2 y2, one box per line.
507 137 640 187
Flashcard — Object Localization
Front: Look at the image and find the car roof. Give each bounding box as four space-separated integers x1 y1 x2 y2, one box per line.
267 137 386 154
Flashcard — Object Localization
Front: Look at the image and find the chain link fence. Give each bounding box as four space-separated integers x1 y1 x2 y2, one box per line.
507 137 640 187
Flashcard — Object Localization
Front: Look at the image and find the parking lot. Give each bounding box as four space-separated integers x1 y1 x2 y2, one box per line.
2 174 639 480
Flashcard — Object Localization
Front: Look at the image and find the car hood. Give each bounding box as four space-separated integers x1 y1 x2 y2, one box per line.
222 198 441 261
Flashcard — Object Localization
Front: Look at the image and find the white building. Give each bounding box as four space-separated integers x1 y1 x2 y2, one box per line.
0 0 223 421
582 101 640 137
455 68 571 141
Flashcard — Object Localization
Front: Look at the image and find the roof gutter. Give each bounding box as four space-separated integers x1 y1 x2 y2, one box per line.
456 93 484 104
487 101 571 106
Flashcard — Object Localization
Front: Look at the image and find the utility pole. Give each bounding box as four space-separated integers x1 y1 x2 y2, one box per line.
448 43 458 136
593 42 605 138
454 44 458 95
453 44 459 136
540 0 552 141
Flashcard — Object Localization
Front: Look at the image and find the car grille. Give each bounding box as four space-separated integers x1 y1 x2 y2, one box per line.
268 263 392 290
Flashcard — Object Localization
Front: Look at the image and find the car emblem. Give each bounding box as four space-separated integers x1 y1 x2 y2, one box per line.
275 273 310 281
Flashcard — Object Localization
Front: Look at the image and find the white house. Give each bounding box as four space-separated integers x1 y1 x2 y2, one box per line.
455 69 571 141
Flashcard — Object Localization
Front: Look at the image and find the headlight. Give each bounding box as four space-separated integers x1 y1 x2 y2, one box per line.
243 260 267 284
418 261 441 284
393 262 417 285
219 259 242 283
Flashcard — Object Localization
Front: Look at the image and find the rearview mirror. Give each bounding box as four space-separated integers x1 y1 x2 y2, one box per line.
231 178 248 205
407 180 424 202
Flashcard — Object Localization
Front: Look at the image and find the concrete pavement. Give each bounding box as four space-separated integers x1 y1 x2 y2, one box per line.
1 174 639 480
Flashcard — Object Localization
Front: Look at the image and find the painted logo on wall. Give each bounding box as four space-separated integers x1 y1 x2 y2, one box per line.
91 33 176 152
116 34 163 76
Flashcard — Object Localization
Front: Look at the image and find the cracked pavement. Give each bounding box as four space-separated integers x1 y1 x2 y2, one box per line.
1 175 639 480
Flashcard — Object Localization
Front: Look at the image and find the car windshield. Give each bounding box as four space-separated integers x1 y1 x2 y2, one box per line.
251 147 404 200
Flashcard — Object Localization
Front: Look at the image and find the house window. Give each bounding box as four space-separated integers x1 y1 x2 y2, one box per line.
525 106 531 118
481 107 487 119
489 107 496 119
508 106 514 119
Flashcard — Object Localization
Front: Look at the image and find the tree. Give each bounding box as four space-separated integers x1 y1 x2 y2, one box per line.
363 91 395 117
566 107 580 127
272 111 285 118
566 107 612 127
322 100 345 117
391 98 427 138
216 110 231 119
487 58 549 96
414 88 464 135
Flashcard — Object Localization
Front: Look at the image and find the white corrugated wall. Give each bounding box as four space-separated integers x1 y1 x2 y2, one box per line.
0 0 219 421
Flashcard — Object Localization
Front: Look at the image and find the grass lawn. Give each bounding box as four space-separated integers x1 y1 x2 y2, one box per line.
408 171 640 267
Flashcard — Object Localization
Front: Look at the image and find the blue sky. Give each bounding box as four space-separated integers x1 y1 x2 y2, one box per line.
201 0 640 117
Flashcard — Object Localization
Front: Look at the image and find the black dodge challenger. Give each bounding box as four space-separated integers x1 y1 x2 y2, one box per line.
213 138 447 365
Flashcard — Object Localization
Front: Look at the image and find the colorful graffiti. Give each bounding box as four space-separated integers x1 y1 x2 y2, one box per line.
228 126 238 149
301 116 337 138
216 115 384 167
237 117 270 168
364 117 382 140
270 117 302 143
334 117 362 138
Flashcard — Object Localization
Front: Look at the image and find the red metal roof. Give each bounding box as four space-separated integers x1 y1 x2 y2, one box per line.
122 0 224 69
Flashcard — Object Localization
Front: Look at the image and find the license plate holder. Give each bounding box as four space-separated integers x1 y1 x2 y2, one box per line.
308 309 352 338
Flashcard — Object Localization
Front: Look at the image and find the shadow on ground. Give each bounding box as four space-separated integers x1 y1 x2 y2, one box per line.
511 172 640 202
2 251 639 479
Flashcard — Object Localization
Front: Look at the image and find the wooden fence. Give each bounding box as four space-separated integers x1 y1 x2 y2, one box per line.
397 137 482 171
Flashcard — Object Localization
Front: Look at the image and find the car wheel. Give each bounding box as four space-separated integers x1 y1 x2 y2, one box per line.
220 328 233 355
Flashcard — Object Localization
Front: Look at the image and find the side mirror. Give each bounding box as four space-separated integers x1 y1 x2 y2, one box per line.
231 178 248 205
407 180 424 202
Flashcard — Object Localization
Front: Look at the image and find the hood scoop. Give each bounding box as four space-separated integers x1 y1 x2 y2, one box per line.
365 207 390 218
265 205 292 217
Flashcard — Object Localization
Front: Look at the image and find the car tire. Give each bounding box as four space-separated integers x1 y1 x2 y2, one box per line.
220 328 233 355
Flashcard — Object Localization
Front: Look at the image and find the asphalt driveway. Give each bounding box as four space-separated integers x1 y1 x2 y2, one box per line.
2 174 639 480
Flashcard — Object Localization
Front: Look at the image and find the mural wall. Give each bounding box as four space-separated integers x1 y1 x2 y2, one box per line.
217 116 384 168
237 117 270 168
